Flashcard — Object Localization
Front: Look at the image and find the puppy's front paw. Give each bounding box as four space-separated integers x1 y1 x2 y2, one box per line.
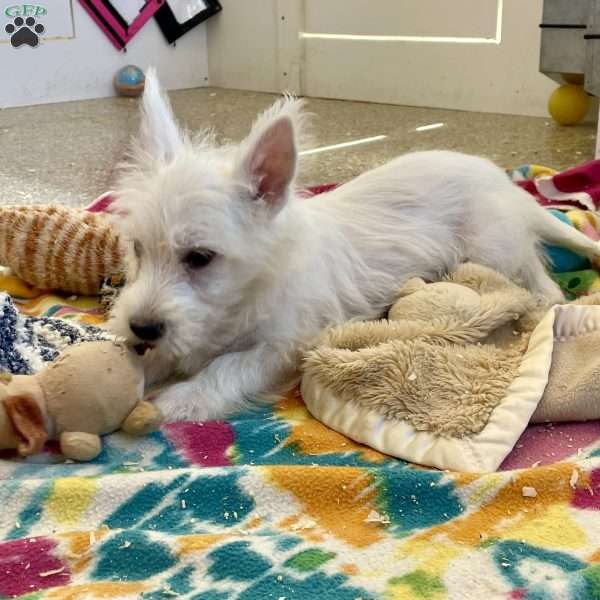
152 382 210 423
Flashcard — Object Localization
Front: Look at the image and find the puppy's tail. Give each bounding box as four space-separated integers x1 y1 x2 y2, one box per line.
532 204 600 263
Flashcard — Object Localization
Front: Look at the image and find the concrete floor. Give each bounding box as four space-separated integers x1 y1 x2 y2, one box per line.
0 87 597 206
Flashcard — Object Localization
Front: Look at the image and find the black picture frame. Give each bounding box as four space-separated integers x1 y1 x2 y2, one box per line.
154 0 222 44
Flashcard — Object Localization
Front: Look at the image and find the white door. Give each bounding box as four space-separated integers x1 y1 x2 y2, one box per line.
277 0 555 116
208 0 556 116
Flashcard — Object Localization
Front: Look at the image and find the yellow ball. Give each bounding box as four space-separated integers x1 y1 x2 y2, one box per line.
548 84 590 126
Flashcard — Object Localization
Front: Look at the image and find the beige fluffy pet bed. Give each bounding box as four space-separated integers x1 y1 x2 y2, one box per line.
301 263 600 472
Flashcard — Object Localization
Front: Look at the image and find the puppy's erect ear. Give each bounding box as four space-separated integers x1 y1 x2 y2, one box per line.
235 98 305 211
139 68 183 162
4 395 47 456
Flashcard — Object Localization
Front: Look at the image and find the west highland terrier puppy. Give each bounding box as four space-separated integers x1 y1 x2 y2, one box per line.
109 69 600 422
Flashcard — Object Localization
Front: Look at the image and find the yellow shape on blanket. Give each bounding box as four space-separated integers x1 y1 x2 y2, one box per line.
48 477 97 524
463 474 504 505
18 293 102 315
501 504 586 549
528 164 558 179
47 582 147 599
0 273 42 298
267 465 383 548
397 537 464 575
567 210 599 230
387 575 446 600
276 390 310 421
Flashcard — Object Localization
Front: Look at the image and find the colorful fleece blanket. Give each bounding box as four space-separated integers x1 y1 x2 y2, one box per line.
2 164 600 599
1 291 600 600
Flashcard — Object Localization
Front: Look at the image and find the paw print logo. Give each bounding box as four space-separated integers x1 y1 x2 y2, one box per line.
5 16 45 48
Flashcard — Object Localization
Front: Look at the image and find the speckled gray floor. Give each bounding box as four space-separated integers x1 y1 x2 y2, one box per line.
0 87 596 206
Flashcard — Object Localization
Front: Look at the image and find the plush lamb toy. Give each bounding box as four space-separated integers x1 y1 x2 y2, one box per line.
0 340 162 461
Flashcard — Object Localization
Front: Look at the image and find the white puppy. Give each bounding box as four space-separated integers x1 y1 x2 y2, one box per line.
109 70 600 422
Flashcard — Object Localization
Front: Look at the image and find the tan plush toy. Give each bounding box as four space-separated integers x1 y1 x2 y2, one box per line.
0 341 162 461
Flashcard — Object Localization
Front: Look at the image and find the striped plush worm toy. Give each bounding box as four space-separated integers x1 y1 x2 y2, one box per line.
0 204 125 295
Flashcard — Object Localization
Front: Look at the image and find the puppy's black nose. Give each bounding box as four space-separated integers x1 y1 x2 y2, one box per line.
130 321 164 341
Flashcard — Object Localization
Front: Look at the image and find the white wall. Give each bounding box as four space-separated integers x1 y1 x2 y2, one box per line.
208 0 279 93
0 2 208 108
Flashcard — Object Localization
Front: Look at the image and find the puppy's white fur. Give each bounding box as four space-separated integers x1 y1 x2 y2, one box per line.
109 70 600 422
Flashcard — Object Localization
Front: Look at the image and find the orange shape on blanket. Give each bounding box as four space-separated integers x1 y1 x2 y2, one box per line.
178 533 231 555
341 563 360 575
414 463 579 546
277 514 325 543
0 274 43 298
276 391 387 463
267 465 384 548
47 582 147 599
588 547 600 563
60 528 110 574
79 314 106 326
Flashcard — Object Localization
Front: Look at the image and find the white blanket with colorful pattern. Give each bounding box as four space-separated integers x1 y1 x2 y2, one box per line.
0 289 599 600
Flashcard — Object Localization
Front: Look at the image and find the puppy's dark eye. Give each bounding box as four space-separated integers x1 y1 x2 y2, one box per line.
182 249 215 270
133 240 142 259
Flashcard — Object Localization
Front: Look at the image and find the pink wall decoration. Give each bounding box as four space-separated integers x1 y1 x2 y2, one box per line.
79 0 165 50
